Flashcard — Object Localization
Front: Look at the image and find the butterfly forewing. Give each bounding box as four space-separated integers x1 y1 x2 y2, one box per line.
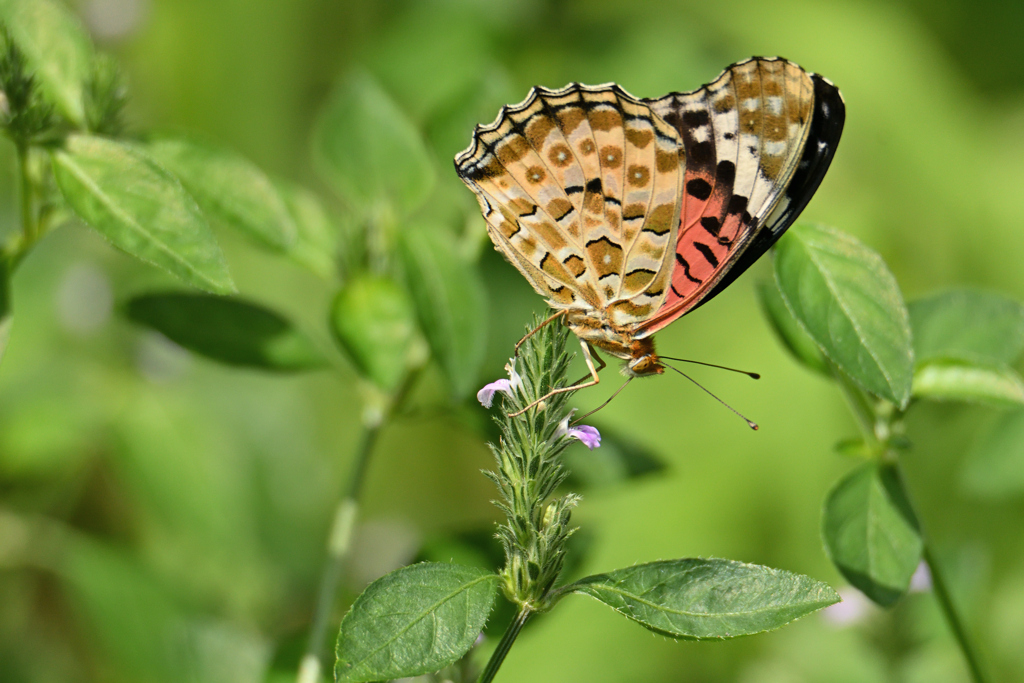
455 84 682 325
638 58 829 335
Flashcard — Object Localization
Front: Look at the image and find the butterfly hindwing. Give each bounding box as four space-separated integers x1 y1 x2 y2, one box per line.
638 58 841 335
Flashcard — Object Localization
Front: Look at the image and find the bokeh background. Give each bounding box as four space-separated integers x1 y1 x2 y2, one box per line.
2 0 1024 682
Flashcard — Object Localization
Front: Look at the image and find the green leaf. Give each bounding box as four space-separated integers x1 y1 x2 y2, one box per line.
399 227 486 399
756 280 828 376
568 558 839 639
125 292 328 372
774 223 913 408
144 136 297 251
335 562 498 683
909 289 1024 366
331 275 421 392
0 256 10 368
277 182 338 279
822 462 923 606
913 360 1024 407
962 408 1024 498
313 71 435 218
0 0 94 127
52 134 235 294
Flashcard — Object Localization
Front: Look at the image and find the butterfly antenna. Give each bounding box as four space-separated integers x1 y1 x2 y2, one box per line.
662 361 759 430
571 377 633 425
659 356 760 380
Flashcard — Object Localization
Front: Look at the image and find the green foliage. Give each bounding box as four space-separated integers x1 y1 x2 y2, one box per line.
0 256 10 367
125 292 328 371
144 136 298 251
313 71 436 219
756 279 828 376
0 24 55 145
0 0 93 127
909 289 1024 367
568 558 840 639
52 134 236 294
822 463 923 606
334 563 499 683
912 360 1024 407
330 274 422 392
962 408 1024 498
773 223 914 408
399 226 486 399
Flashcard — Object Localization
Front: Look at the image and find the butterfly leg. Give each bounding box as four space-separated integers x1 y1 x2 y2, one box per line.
508 340 602 417
513 309 568 357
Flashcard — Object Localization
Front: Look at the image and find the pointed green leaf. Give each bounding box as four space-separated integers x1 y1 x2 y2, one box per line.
0 257 11 368
144 136 297 251
774 224 913 408
331 275 422 392
313 71 435 217
399 227 486 399
823 462 923 606
756 280 828 376
913 360 1024 407
909 289 1024 367
277 182 338 279
963 408 1024 498
125 292 327 372
335 562 498 683
568 558 839 639
0 0 94 127
52 134 235 294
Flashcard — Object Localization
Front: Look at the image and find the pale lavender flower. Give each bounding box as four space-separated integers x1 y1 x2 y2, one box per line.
555 411 601 450
477 359 524 409
477 379 511 408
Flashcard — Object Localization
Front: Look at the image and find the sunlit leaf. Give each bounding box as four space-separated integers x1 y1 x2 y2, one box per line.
774 224 913 408
913 360 1024 407
277 182 338 279
0 0 94 127
568 558 838 638
756 280 828 376
335 562 498 683
822 462 923 606
313 71 435 218
909 289 1024 366
125 292 327 372
962 408 1024 498
399 226 486 399
0 257 10 368
330 275 421 392
144 136 297 251
52 134 235 294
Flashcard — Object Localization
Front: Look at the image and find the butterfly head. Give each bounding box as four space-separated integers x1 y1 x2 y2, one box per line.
625 337 664 377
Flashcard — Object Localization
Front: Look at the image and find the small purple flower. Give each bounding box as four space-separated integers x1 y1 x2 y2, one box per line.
477 359 524 409
477 379 512 408
568 424 601 450
556 411 601 449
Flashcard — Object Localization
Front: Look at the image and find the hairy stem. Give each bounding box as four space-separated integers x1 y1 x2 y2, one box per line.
297 371 419 683
477 607 532 683
923 545 990 683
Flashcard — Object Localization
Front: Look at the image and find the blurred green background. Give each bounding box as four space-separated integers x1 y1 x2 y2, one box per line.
2 0 1024 682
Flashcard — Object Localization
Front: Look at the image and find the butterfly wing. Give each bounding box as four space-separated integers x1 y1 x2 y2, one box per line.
454 84 683 326
636 57 845 336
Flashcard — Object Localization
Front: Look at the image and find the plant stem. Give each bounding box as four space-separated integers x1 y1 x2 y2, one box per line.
923 545 990 683
296 371 419 683
477 607 532 683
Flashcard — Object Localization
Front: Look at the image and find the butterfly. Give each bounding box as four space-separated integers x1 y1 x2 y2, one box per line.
455 57 844 407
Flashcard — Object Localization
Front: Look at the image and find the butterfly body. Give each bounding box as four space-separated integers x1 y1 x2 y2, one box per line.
456 57 844 379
